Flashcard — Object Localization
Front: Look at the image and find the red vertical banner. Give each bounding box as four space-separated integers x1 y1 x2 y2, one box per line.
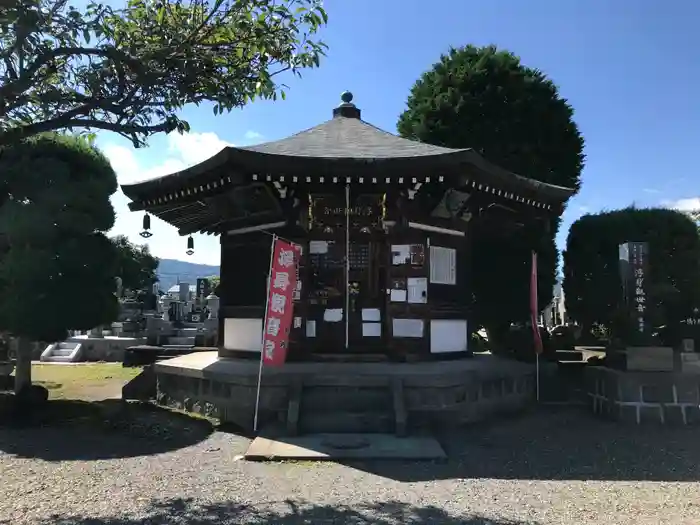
530 251 544 355
262 239 301 366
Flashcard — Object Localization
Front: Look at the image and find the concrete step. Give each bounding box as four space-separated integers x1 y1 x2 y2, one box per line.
41 355 75 363
161 344 195 350
299 411 395 434
40 342 83 363
168 336 196 346
301 386 393 412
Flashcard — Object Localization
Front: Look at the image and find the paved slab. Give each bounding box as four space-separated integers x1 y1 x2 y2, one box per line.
155 351 533 380
245 433 447 461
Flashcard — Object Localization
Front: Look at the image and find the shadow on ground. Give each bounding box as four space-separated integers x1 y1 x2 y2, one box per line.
0 397 213 461
342 406 700 483
20 497 534 525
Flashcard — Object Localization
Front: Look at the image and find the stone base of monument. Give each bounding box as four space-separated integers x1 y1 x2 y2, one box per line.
606 346 674 372
586 365 700 425
677 352 700 374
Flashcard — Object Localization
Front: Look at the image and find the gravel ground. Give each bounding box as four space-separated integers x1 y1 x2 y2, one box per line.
1 405 699 525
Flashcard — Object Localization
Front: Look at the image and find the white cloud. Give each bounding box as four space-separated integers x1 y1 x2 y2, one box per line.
664 197 700 212
244 130 263 141
104 132 233 265
168 131 231 166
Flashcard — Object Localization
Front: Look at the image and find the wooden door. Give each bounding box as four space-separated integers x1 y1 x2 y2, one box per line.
347 238 386 351
304 190 386 354
306 236 347 352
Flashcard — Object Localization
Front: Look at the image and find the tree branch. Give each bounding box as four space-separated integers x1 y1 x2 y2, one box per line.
1 46 142 100
0 111 173 146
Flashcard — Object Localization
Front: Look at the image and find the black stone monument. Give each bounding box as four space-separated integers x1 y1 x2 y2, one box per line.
619 241 650 340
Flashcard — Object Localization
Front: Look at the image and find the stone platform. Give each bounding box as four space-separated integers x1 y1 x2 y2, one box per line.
154 352 536 434
586 366 700 425
245 433 447 461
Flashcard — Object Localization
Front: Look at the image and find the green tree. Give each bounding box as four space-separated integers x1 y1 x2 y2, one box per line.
111 235 159 295
206 274 221 295
563 207 700 345
397 45 585 344
0 0 327 146
0 133 120 394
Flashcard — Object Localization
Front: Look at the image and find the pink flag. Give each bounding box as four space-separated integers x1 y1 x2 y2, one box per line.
261 239 301 366
530 251 543 355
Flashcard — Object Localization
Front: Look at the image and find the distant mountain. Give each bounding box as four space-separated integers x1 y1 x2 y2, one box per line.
156 259 219 292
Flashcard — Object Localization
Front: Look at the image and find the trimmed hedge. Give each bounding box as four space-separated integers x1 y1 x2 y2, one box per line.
563 207 700 345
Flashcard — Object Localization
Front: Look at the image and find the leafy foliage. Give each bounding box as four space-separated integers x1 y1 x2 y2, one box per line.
563 207 700 344
397 45 584 333
111 235 159 295
206 274 221 295
0 0 328 146
0 133 120 341
469 221 559 331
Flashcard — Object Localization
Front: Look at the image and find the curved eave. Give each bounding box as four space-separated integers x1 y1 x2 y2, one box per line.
121 146 237 202
121 146 575 208
458 149 575 203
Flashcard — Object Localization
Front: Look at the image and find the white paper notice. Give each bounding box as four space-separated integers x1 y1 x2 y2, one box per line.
392 318 424 338
390 289 407 302
430 246 457 285
362 308 381 321
306 320 316 338
391 244 411 265
309 240 329 254
362 323 382 337
323 308 343 322
407 277 428 304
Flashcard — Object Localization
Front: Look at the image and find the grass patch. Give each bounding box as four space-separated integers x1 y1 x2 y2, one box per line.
30 363 142 401
2 364 216 456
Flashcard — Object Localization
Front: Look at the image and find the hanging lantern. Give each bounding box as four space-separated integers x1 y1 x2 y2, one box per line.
186 235 194 256
140 213 153 238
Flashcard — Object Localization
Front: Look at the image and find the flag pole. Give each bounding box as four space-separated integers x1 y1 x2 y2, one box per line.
253 234 277 433
530 250 542 403
536 353 540 402
345 183 350 350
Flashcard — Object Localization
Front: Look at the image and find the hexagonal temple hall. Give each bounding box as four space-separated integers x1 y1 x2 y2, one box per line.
121 92 574 434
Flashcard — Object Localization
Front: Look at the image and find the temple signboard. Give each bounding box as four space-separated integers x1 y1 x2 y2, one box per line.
322 205 374 217
619 241 649 336
310 194 383 229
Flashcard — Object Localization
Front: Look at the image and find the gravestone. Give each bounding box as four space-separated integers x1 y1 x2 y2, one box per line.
678 338 700 373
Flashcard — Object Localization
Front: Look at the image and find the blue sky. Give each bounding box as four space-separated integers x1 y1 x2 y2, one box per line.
103 0 700 265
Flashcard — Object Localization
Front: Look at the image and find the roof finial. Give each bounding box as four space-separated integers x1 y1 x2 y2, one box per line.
333 90 361 119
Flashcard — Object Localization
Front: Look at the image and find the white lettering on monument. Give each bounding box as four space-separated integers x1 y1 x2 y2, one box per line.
632 244 646 333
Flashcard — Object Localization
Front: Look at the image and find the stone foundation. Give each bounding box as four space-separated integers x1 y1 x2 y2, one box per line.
154 352 535 433
586 366 700 425
72 336 145 362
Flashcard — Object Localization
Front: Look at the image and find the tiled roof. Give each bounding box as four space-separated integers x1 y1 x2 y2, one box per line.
240 116 461 159
119 93 577 235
